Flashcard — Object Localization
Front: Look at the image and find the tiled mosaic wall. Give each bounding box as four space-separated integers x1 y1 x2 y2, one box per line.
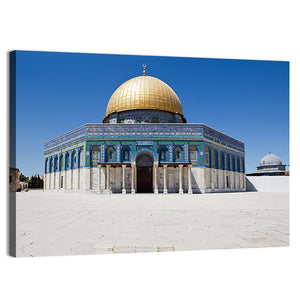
44 124 245 174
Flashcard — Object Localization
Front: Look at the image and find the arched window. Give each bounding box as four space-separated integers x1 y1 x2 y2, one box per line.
71 151 77 169
54 156 58 172
189 145 198 162
212 150 218 168
225 154 229 170
215 150 219 168
49 157 53 173
237 157 240 172
122 147 130 162
79 149 84 167
106 146 114 162
91 146 100 163
174 146 182 162
152 116 159 123
59 155 64 171
232 156 236 171
65 153 70 170
220 152 225 170
45 159 48 174
205 147 210 166
159 146 167 162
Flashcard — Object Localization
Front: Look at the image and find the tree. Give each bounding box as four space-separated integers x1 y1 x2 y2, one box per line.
19 173 29 182
28 174 44 189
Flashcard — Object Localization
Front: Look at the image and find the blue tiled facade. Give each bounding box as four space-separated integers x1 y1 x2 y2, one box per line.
44 123 245 174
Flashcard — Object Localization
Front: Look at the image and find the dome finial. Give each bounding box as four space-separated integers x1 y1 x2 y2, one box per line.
142 64 147 76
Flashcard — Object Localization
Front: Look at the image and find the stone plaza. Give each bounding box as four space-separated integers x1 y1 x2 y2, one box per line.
16 191 289 257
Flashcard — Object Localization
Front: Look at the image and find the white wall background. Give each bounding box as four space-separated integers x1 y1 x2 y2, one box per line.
1 1 299 300
246 176 289 192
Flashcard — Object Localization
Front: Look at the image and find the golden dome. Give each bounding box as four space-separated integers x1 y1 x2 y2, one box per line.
104 75 184 120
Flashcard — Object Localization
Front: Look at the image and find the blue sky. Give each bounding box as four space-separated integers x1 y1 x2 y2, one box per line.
15 51 289 176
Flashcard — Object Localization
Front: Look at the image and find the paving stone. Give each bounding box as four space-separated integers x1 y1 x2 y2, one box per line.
15 191 289 257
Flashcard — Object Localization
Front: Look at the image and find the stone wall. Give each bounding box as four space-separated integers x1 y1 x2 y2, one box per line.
203 167 246 193
44 166 246 194
246 176 289 192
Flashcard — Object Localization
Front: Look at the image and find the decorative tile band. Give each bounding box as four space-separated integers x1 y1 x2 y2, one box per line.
45 123 244 153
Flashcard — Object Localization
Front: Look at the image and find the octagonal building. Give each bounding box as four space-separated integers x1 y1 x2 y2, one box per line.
44 68 246 194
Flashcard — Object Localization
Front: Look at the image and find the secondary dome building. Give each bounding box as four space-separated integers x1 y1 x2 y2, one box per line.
44 67 246 194
247 152 286 176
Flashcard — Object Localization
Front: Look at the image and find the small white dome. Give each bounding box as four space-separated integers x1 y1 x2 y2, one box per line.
259 153 282 166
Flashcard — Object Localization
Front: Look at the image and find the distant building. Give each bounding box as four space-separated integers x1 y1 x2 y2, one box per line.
247 152 287 176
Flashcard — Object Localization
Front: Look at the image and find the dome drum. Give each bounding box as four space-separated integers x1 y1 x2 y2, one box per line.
103 109 185 124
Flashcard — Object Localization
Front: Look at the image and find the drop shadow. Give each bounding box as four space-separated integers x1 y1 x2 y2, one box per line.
8 51 16 257
246 177 257 192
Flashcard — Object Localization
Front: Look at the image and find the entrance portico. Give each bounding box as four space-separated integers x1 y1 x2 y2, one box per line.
95 160 193 194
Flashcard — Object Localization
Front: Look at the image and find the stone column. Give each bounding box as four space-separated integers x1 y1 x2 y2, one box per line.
100 167 105 191
163 164 168 194
70 168 73 191
51 161 54 190
188 165 193 194
77 168 81 191
72 153 76 191
48 163 51 190
63 165 66 191
58 170 62 190
154 162 159 194
122 165 126 194
97 165 102 194
211 169 214 190
131 162 136 194
106 165 111 193
231 171 235 189
53 167 56 191
58 169 61 191
76 149 80 191
179 164 183 194
47 164 51 191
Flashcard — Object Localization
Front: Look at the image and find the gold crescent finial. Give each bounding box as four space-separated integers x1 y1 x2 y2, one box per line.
142 64 147 76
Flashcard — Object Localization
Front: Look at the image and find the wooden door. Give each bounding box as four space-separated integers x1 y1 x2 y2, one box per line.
137 167 153 193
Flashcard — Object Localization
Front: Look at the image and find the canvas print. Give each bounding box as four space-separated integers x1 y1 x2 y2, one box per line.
9 51 289 257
